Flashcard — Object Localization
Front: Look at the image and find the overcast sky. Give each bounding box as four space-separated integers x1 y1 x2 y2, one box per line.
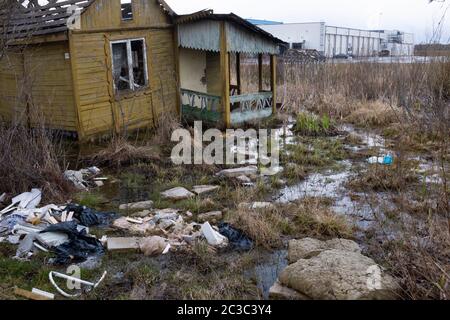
165 0 450 43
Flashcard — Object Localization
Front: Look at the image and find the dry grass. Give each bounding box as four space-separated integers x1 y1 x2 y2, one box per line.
228 207 286 249
347 161 419 192
344 100 401 127
151 110 182 145
366 211 450 300
286 198 354 239
89 136 161 168
0 122 73 203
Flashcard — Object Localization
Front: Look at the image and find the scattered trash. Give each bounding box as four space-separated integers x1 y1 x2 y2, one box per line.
239 202 275 210
113 217 156 235
201 222 228 247
32 288 55 300
161 187 195 201
49 270 107 298
192 185 220 195
367 155 393 165
64 166 102 190
0 193 6 203
218 223 253 251
14 287 54 301
64 204 115 227
12 189 42 209
42 222 104 265
139 236 169 256
119 200 154 211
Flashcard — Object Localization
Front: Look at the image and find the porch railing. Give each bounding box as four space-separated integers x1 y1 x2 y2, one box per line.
181 89 221 112
230 92 273 112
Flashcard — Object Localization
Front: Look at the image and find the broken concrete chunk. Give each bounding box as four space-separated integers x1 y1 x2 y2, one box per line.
132 210 151 218
113 217 155 235
161 187 195 201
119 200 154 211
107 237 141 251
153 209 179 222
288 238 361 263
197 211 223 223
236 175 252 184
269 281 309 300
201 222 228 247
139 236 168 256
216 166 258 178
192 185 220 195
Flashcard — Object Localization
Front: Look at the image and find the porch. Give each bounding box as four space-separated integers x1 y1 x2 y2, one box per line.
176 12 282 127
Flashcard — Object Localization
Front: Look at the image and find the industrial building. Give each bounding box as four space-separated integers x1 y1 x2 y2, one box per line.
248 20 414 58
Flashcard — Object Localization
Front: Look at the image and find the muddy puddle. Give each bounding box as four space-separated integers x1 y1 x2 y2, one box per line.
242 249 288 299
60 120 445 299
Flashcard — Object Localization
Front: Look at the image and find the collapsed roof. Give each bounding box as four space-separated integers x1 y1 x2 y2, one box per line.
0 0 94 38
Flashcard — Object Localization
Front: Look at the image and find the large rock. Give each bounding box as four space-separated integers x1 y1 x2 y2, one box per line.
279 249 399 300
288 238 361 263
161 187 195 201
216 166 258 178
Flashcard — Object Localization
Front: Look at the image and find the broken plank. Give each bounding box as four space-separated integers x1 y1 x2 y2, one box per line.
14 287 53 301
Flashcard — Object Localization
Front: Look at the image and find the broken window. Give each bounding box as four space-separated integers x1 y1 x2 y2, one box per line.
121 0 133 21
111 39 148 92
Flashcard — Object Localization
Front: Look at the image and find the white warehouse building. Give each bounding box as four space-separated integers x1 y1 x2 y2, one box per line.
253 21 414 58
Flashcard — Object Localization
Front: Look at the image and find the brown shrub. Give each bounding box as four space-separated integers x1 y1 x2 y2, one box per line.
89 136 161 168
0 123 73 203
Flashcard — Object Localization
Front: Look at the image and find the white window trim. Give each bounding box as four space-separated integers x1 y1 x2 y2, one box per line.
110 38 149 92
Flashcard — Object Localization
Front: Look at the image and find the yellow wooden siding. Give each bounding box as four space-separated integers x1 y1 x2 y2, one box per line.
23 42 77 130
0 51 25 123
71 28 177 137
80 0 171 31
0 43 77 131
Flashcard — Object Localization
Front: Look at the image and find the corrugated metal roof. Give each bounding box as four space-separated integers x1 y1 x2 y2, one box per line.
176 11 285 45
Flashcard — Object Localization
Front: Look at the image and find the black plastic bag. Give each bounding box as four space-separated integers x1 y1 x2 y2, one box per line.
41 222 104 265
218 223 253 251
65 204 116 227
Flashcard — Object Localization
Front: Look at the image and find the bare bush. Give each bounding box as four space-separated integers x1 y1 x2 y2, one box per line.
0 121 73 203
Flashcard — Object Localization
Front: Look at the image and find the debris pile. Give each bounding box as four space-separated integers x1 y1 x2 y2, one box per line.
64 166 105 190
0 189 112 265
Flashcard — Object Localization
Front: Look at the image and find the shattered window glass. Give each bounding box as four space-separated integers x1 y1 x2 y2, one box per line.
112 42 130 91
131 40 146 88
121 0 133 21
111 39 148 92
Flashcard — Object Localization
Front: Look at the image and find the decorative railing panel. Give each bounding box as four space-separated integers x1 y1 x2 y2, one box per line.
230 92 273 112
181 89 221 112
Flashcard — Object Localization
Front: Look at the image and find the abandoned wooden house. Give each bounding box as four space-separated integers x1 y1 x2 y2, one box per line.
0 0 284 139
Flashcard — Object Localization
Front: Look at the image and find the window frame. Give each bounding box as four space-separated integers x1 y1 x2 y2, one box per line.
120 0 134 21
110 38 149 93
